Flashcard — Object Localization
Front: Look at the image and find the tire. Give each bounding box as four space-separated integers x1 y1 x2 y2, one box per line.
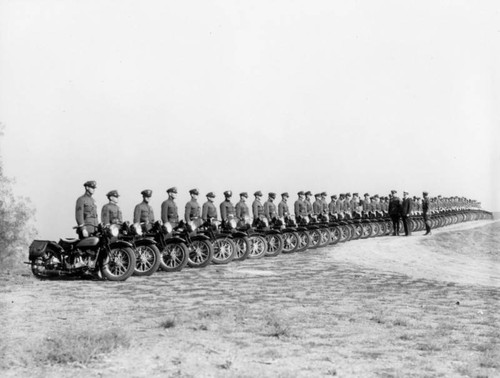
339 225 350 242
159 242 188 272
329 227 340 245
187 240 214 268
309 229 322 249
31 257 47 278
212 237 236 264
233 236 251 261
265 234 283 257
361 223 372 239
370 222 379 238
318 228 331 248
101 247 136 281
296 230 311 252
350 223 362 240
385 221 393 235
282 232 299 253
248 235 267 259
133 244 161 276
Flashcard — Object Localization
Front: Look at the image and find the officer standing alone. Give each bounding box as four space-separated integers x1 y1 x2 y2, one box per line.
75 180 99 238
422 191 432 235
401 191 412 236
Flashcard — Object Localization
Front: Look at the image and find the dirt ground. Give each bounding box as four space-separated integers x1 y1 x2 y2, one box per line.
1 220 499 377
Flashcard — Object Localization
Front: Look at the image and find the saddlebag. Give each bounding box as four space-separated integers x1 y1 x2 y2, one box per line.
29 240 49 258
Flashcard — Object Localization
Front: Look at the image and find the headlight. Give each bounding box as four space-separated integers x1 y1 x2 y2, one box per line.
132 223 143 236
109 224 120 237
228 219 237 229
212 219 221 228
163 222 173 234
188 221 197 232
303 216 310 224
244 216 252 226
262 218 269 227
82 228 89 238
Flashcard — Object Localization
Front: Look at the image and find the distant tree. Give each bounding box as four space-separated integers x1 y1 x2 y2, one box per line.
0 125 37 270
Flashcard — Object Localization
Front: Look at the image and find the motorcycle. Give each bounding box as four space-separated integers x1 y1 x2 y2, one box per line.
146 221 189 272
220 215 251 261
119 222 161 276
253 217 284 257
197 218 236 264
174 220 214 268
237 216 268 259
27 223 136 281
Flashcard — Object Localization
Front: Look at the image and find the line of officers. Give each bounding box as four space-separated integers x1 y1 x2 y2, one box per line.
75 180 482 239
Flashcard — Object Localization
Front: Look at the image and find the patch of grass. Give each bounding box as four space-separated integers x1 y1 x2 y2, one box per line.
265 314 291 338
478 349 500 368
217 360 232 369
34 328 130 366
159 317 176 329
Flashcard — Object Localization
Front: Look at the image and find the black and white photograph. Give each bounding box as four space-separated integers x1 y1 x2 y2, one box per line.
1 1 499 377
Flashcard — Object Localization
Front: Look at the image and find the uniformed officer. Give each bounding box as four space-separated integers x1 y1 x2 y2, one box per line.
185 188 201 225
344 193 352 216
352 193 361 213
336 194 345 217
101 190 122 226
304 191 313 216
278 192 290 218
202 192 218 221
312 193 322 216
235 192 249 222
75 180 98 238
400 191 412 236
362 193 371 213
329 195 338 218
134 190 155 230
422 191 431 235
294 191 307 220
252 191 264 226
161 187 179 226
320 192 328 215
388 190 401 235
263 192 278 221
220 190 236 224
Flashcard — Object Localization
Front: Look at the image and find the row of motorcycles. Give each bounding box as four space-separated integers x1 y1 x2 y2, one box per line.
27 209 493 281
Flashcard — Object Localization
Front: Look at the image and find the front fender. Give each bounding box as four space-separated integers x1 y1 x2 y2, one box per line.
110 240 134 249
232 231 247 238
165 236 187 244
265 229 281 235
134 238 157 247
191 234 211 242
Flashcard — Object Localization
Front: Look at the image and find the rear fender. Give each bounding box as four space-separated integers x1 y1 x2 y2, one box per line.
281 228 297 233
232 231 247 238
109 240 134 249
265 229 281 235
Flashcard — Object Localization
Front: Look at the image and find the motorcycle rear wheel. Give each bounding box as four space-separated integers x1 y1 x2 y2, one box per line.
248 235 267 259
101 247 136 281
318 228 331 248
133 245 161 276
296 231 311 252
309 229 322 249
187 240 214 268
329 227 340 245
160 242 189 272
233 236 251 261
282 232 299 253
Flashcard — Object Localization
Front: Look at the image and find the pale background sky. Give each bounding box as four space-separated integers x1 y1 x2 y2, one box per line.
1 0 499 240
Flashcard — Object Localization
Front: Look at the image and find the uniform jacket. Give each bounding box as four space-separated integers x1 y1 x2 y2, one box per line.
321 199 328 214
329 200 337 214
75 194 98 227
278 201 289 217
220 200 235 221
305 199 313 215
184 199 201 222
134 201 155 224
313 200 322 215
294 199 307 217
362 199 371 212
235 200 249 219
202 201 218 221
422 198 430 214
101 202 122 225
401 198 412 216
252 199 264 220
263 200 277 220
161 198 179 223
388 197 402 215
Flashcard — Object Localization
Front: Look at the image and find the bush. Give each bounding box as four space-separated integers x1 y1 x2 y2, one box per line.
0 125 37 270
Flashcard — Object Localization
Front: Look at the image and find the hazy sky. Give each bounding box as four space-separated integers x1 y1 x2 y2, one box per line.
1 0 499 240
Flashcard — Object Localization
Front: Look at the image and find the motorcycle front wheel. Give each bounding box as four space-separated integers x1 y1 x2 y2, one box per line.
133 245 161 276
160 242 189 272
265 234 283 257
233 236 251 261
187 240 214 268
101 247 136 281
248 235 267 259
282 232 299 253
296 231 311 252
212 237 236 264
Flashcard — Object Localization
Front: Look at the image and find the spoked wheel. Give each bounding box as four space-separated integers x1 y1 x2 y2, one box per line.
296 230 311 252
329 226 340 245
370 222 380 238
350 223 362 240
233 236 251 261
133 244 161 276
339 225 350 242
31 257 48 279
187 240 214 268
212 237 236 264
265 234 284 257
101 247 136 281
308 229 322 249
318 228 331 248
361 223 372 239
248 235 267 259
282 232 299 253
159 242 188 272
385 221 393 236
